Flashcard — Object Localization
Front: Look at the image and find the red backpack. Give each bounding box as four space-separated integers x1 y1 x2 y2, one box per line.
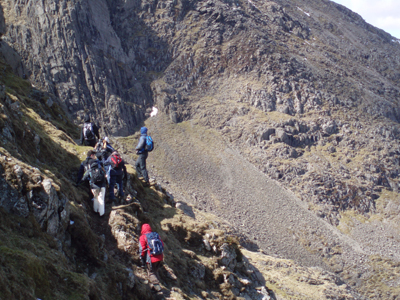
110 152 122 169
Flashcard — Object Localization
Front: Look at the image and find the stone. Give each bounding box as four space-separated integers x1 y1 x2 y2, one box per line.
13 165 23 177
203 239 212 251
126 269 135 289
259 128 275 142
12 197 29 217
190 261 206 279
220 243 237 271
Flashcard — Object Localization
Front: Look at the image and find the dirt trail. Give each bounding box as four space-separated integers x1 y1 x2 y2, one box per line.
145 115 368 271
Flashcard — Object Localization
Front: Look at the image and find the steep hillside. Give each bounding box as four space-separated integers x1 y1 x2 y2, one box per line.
0 53 363 300
1 0 400 299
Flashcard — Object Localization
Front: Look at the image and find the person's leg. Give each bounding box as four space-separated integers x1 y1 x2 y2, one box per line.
140 153 149 183
152 261 162 278
92 188 100 213
116 174 124 198
135 158 143 178
147 262 161 288
98 187 106 216
109 175 116 201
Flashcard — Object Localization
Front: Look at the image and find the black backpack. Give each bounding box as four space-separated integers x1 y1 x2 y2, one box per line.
83 123 95 140
89 161 105 184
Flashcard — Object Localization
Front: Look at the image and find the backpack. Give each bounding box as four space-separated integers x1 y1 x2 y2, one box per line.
83 123 95 140
145 232 164 255
110 152 122 169
145 135 154 152
89 161 105 184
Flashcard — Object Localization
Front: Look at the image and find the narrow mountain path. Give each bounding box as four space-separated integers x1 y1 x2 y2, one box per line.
145 115 368 274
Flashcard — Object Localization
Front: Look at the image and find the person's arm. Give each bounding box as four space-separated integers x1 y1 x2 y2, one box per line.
103 156 111 167
107 144 115 153
80 127 84 145
139 235 148 264
81 169 90 182
94 140 102 152
135 136 145 151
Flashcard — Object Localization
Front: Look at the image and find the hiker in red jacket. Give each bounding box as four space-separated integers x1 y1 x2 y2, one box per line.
139 224 164 291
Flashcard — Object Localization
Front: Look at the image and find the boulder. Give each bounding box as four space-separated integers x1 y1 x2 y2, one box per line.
259 128 275 142
220 243 237 271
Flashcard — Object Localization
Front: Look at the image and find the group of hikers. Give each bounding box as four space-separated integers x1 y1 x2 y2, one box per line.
76 114 152 215
76 114 163 291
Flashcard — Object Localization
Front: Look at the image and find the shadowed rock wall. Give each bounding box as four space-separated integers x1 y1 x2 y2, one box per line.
2 0 171 135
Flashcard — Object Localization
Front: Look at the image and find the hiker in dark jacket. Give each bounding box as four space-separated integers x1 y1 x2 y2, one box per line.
104 151 127 203
78 150 106 216
80 114 100 147
94 137 115 162
102 137 115 160
135 127 149 185
139 224 164 291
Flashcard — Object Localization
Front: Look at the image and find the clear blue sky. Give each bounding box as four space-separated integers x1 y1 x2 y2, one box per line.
332 0 400 39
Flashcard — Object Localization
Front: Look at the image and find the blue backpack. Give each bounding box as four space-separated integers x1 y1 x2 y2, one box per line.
145 232 163 255
145 135 154 152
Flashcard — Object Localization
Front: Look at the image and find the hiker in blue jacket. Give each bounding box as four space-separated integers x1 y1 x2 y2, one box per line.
135 127 149 185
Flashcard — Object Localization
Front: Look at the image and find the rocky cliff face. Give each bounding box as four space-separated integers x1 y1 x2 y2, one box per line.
2 0 168 136
4 0 399 135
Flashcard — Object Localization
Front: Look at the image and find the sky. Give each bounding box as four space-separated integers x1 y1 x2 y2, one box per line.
332 0 400 39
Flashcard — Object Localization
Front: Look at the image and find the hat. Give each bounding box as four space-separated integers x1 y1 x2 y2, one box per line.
140 127 148 134
103 137 109 143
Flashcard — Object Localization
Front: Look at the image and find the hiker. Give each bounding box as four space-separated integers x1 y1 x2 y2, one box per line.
139 224 164 292
95 137 115 162
135 126 150 185
80 114 100 147
78 150 106 216
104 151 127 203
102 137 115 160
